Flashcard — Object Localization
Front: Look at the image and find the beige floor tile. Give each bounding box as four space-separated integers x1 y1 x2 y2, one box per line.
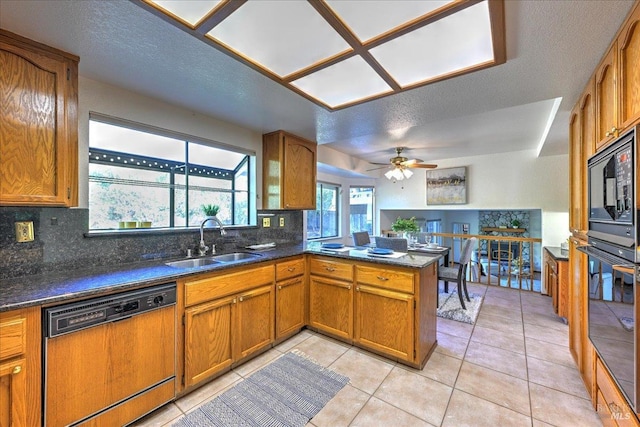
329 348 394 394
309 384 369 427
435 330 470 359
522 311 569 332
416 350 463 386
274 329 315 352
174 370 242 413
130 402 183 427
233 348 283 377
524 323 569 347
525 336 575 368
521 300 557 316
350 396 435 427
481 295 521 310
476 312 524 335
464 340 528 379
374 366 452 426
471 325 526 354
532 419 555 427
479 302 523 320
530 383 602 426
454 362 531 416
437 317 475 340
288 334 350 367
527 356 590 399
442 389 531 427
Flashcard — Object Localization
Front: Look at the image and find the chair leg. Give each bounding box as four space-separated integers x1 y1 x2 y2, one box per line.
444 280 449 293
457 279 467 310
462 277 470 302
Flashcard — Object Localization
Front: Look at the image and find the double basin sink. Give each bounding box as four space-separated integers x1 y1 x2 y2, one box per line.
166 252 261 269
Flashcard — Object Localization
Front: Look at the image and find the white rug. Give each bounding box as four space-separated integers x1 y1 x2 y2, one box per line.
437 291 483 324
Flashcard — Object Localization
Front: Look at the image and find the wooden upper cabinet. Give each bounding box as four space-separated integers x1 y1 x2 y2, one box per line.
0 30 79 206
569 106 581 234
262 130 317 210
595 44 618 150
618 2 640 130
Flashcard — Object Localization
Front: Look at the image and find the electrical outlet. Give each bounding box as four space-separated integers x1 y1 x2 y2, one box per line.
279 217 285 227
15 221 34 242
262 217 271 227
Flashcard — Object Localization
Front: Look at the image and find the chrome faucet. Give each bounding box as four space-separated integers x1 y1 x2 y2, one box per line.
199 217 227 256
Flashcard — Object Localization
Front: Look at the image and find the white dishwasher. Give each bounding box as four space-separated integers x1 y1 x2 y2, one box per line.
43 283 176 427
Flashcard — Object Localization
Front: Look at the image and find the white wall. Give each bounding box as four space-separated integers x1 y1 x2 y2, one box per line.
374 149 569 247
77 77 263 208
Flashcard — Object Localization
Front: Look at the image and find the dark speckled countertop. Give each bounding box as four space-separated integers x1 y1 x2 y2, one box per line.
1 242 440 312
545 246 569 261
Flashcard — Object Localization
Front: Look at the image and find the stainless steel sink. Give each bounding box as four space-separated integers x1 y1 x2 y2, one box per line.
166 252 261 269
211 252 262 262
165 258 222 269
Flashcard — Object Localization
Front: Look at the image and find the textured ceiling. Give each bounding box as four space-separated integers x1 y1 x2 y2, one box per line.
0 0 635 171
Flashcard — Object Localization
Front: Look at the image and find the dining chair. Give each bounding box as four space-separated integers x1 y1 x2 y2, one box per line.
352 231 371 247
374 236 408 252
438 237 477 310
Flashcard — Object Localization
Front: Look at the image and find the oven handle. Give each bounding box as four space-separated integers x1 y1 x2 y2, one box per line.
577 244 635 269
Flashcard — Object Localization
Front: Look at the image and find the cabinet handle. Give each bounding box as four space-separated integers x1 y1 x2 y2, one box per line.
12 365 21 375
233 298 237 304
325 266 336 272
278 285 282 290
239 296 244 302
347 285 351 290
356 287 360 292
605 126 619 137
376 275 389 281
287 267 296 272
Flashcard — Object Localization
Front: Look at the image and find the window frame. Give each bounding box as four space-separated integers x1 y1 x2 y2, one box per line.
87 113 257 233
349 186 375 236
306 181 340 240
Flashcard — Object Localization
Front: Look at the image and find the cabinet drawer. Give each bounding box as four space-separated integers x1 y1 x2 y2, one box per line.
185 265 275 307
356 265 414 293
276 257 305 281
596 358 636 426
309 257 353 281
0 317 26 360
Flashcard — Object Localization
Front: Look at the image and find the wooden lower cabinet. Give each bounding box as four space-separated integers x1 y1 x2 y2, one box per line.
596 357 639 426
275 257 306 340
544 248 568 319
309 275 353 340
0 306 40 427
354 284 414 361
182 264 275 390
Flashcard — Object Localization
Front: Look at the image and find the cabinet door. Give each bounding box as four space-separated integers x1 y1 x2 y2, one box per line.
276 276 305 339
0 38 77 206
0 357 26 427
236 285 275 360
184 296 235 388
569 106 582 234
354 284 414 362
309 275 353 340
595 45 618 150
282 135 316 209
618 3 640 130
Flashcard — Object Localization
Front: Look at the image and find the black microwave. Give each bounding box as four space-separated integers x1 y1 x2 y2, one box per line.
587 127 637 260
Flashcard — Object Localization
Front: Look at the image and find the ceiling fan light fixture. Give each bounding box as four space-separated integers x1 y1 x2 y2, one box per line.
385 166 412 181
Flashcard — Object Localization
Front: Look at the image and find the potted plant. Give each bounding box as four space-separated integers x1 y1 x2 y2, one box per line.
391 217 420 240
511 219 522 229
202 204 220 218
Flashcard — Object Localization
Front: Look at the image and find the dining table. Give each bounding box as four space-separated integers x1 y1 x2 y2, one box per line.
408 244 450 266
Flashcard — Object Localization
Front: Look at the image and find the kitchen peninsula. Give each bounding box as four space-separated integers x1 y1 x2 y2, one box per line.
0 242 440 426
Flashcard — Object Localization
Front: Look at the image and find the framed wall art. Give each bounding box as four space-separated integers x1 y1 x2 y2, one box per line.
426 167 467 205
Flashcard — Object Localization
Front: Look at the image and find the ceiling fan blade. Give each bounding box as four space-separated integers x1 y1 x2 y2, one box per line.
369 162 390 166
401 158 424 166
366 165 391 171
407 163 438 169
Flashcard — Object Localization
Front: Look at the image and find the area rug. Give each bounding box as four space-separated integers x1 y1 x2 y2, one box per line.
437 290 484 324
173 351 349 427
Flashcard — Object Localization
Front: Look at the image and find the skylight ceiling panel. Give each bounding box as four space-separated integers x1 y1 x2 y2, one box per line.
370 1 494 87
207 1 352 78
325 0 452 43
290 56 393 109
152 0 222 26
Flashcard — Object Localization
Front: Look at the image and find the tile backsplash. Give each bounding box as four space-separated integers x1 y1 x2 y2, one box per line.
0 207 303 280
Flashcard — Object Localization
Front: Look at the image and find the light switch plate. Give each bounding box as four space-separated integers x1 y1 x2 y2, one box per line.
262 217 271 227
15 221 34 242
279 217 285 227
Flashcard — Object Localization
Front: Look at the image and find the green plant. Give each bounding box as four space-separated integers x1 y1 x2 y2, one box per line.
391 217 420 233
511 219 522 228
202 204 220 217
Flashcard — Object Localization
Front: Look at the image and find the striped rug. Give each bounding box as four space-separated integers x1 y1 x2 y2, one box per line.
173 351 349 427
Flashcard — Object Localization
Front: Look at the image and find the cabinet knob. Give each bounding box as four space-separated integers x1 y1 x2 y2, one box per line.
325 266 335 272
356 287 360 292
239 296 244 302
347 285 351 290
278 285 282 290
376 275 389 281
287 267 295 272
233 298 237 304
12 365 21 375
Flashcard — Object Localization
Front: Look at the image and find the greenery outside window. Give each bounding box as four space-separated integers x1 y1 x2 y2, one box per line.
88 115 255 230
349 187 374 235
307 182 339 239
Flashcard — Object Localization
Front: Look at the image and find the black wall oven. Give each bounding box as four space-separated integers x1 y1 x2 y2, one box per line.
584 125 639 413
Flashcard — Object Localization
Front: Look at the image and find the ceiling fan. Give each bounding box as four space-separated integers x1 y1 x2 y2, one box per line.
368 147 437 180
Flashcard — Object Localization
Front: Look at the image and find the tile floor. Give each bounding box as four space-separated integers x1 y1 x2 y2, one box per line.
133 283 603 427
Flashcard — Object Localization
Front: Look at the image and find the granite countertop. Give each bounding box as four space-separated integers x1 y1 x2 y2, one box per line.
545 246 569 261
1 242 440 312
